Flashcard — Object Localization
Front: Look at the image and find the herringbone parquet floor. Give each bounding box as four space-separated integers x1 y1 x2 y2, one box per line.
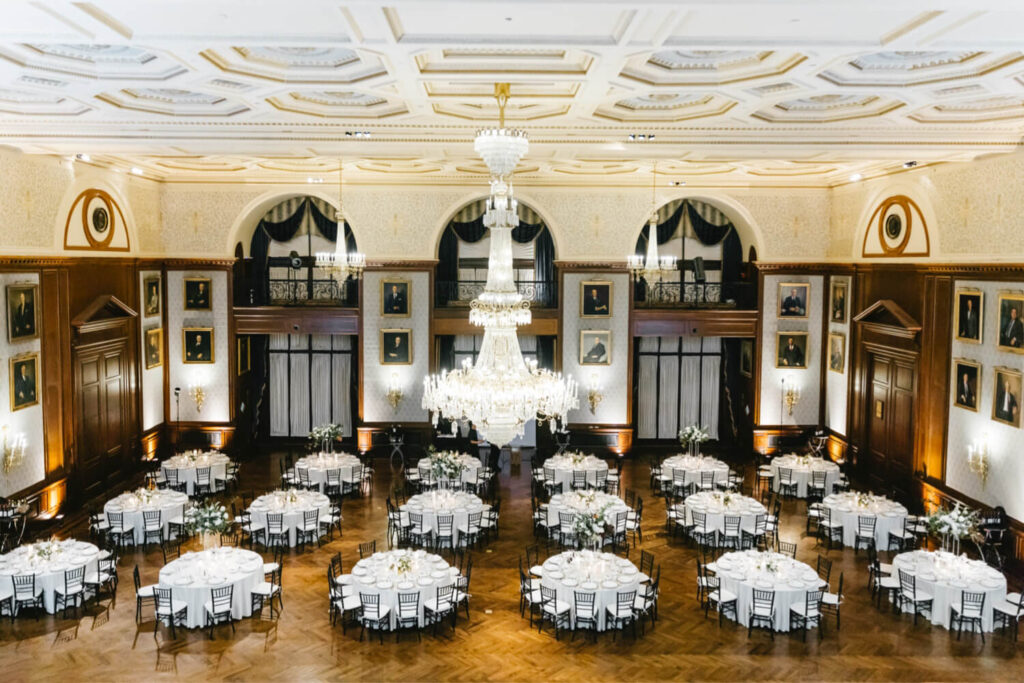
1 448 1021 682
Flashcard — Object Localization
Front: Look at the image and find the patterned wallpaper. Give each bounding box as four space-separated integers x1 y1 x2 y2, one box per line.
562 272 629 425
139 269 164 430
946 279 1024 520
825 275 851 436
0 272 44 497
759 274 823 425
166 270 230 422
361 270 430 423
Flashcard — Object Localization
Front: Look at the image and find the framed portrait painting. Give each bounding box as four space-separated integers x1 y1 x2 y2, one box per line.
739 339 753 378
144 327 163 369
183 277 212 311
828 333 845 374
380 329 413 365
776 331 808 369
579 329 611 365
580 281 612 318
9 352 39 411
830 281 847 323
381 278 410 317
992 366 1022 427
996 292 1024 353
143 276 161 317
954 288 982 344
6 283 39 343
182 327 214 364
778 282 809 319
952 358 980 412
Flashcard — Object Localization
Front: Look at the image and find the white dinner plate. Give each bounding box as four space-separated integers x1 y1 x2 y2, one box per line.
546 571 564 580
397 581 415 590
173 576 191 586
562 578 578 587
617 575 632 584
417 577 433 586
430 570 447 579
601 580 618 589
581 581 598 590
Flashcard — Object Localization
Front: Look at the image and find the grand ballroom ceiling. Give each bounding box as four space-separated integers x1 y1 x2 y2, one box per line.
2 0 1024 187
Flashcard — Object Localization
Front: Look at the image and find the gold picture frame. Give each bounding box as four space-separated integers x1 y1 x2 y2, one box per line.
380 278 411 317
237 336 251 376
380 329 413 365
143 276 161 317
579 329 612 365
182 327 215 364
778 282 810 319
828 332 845 374
992 365 1022 427
952 358 980 412
829 280 847 324
144 327 163 369
954 288 983 344
775 331 809 369
9 352 39 411
183 277 212 311
6 283 39 343
580 281 613 318
996 292 1024 353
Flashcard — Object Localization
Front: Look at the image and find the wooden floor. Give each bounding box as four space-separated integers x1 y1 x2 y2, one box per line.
1 448 1022 682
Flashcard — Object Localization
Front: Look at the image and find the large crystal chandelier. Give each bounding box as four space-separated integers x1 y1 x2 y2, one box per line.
315 158 366 282
627 161 677 284
422 84 578 446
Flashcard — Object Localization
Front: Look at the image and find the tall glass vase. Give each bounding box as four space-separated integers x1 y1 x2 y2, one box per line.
689 441 700 459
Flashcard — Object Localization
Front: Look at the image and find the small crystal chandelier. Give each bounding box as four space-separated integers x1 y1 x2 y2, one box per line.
315 158 365 282
422 84 578 446
627 161 677 284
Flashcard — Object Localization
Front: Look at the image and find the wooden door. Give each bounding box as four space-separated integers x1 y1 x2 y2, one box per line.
864 352 916 499
75 340 129 497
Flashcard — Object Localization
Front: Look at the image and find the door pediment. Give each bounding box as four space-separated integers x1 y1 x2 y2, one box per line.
853 299 921 340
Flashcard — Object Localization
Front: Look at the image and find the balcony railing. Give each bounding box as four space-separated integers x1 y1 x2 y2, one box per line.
435 279 558 307
634 281 756 309
265 277 355 306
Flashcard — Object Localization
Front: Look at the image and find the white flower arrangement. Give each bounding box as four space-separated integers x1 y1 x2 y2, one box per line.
561 450 592 466
387 552 414 576
309 423 343 452
185 502 231 535
926 502 981 542
572 502 614 547
30 537 61 562
133 487 154 506
678 425 710 449
429 449 467 481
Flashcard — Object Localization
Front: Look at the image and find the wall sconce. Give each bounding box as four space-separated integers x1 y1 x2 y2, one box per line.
189 383 206 413
967 436 990 488
1 424 26 475
781 377 801 418
385 372 404 412
587 373 604 415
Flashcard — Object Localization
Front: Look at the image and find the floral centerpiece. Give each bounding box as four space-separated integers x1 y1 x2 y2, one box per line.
572 505 611 549
926 502 982 553
387 551 415 576
856 492 874 508
309 423 343 453
753 554 780 575
185 502 231 548
712 491 734 508
678 425 710 457
428 448 467 484
29 537 61 562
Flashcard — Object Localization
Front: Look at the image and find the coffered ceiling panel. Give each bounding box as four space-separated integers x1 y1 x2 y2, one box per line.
0 0 1022 188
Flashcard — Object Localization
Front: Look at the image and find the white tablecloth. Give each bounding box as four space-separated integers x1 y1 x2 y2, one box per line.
104 490 189 545
661 454 729 488
543 455 608 490
345 550 458 627
547 492 631 528
158 547 264 629
417 454 483 486
538 550 642 630
770 455 839 498
0 540 100 613
162 452 230 496
891 550 1007 631
822 492 907 548
684 492 766 535
248 490 330 547
295 452 363 492
709 550 825 632
400 491 486 548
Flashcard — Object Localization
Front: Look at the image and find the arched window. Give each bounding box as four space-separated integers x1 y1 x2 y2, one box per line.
436 198 556 307
247 196 358 306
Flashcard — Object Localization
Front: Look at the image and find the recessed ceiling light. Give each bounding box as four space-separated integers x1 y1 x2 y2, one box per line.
345 131 371 139
307 177 323 184
849 173 863 182
671 180 686 187
130 166 144 176
903 161 918 168
627 133 654 142
75 153 90 162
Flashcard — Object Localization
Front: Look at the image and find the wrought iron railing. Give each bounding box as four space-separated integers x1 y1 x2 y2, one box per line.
634 281 755 309
266 277 353 306
435 279 558 307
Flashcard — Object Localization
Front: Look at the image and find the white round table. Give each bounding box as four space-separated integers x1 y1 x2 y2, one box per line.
417 453 482 487
104 489 189 545
546 491 631 528
709 550 825 632
543 454 608 490
295 452 363 492
684 491 766 536
890 550 1007 631
770 455 840 498
248 490 330 547
822 492 907 548
538 550 642 631
0 540 100 613
661 454 729 489
346 549 458 628
162 451 230 496
158 547 264 629
401 491 486 548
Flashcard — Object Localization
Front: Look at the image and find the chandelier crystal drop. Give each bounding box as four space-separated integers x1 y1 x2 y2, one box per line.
422 83 578 446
